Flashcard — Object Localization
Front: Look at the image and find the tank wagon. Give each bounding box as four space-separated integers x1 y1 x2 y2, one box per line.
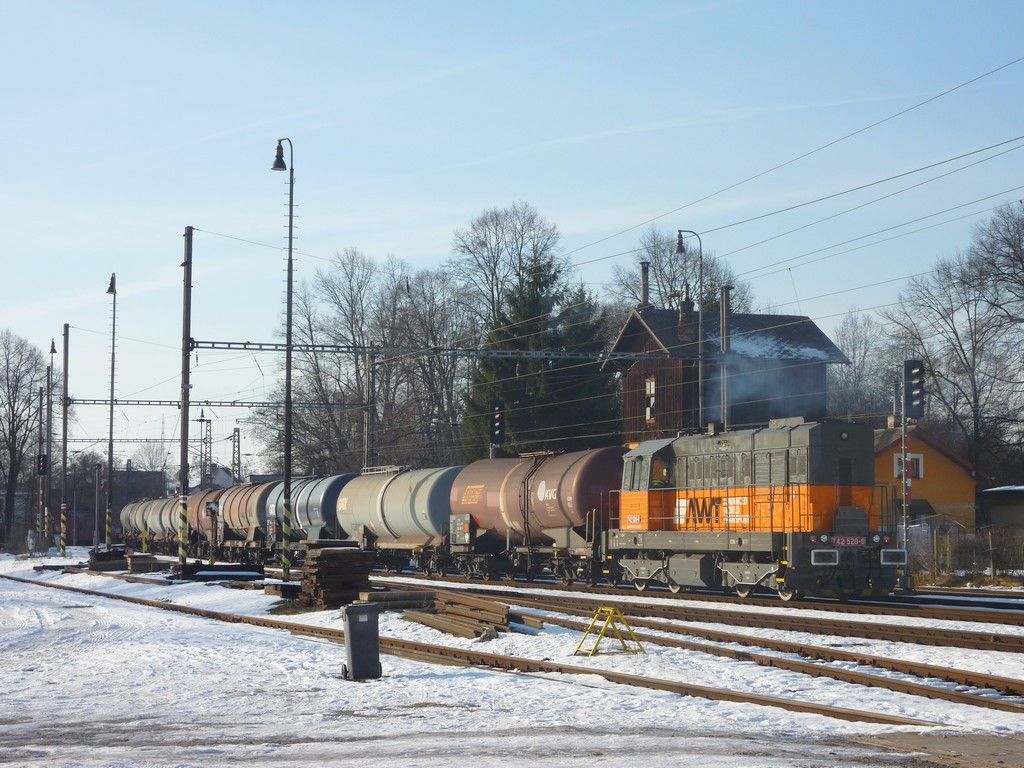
449 447 626 582
337 466 463 573
186 488 224 559
608 418 904 599
265 473 357 542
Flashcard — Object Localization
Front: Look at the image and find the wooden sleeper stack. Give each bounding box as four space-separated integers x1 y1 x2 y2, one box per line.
298 546 376 607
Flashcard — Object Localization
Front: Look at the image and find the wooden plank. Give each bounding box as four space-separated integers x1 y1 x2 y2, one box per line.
403 610 481 639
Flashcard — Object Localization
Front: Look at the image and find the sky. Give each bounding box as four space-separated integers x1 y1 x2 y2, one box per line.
3 1 1023 472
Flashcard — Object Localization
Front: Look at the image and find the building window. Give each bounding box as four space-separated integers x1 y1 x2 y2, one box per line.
645 376 656 427
894 453 924 479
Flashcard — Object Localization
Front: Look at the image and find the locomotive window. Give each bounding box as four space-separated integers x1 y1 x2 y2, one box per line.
650 455 670 487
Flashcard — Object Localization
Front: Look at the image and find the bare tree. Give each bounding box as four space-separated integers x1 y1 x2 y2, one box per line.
452 201 561 326
881 254 1020 471
130 441 171 472
0 330 47 544
610 226 753 311
827 309 894 420
971 203 1024 318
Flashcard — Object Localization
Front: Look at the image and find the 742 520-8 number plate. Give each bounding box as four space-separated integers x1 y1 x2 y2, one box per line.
832 535 866 547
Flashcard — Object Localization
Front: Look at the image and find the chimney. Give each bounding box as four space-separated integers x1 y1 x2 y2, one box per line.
639 260 651 307
720 285 733 431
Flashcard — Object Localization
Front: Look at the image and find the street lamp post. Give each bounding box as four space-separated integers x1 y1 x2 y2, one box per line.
106 273 116 551
271 138 295 582
94 462 102 550
46 340 55 546
675 230 704 429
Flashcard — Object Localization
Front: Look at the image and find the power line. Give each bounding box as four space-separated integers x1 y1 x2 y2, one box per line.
557 54 1024 259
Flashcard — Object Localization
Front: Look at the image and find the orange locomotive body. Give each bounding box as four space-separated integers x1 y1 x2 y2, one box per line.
608 419 903 599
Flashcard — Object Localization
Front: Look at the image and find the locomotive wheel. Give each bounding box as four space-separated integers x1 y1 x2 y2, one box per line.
632 578 648 592
735 584 753 599
777 587 798 602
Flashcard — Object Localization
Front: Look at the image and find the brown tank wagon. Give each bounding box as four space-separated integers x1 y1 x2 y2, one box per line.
448 447 626 581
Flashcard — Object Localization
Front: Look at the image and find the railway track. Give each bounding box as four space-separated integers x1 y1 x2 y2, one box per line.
533 613 1024 714
376 577 1024 654
913 586 1024 600
367 572 1024 627
0 572 930 727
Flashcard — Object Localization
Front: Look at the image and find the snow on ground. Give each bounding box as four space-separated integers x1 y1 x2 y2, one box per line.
2 551 1022 768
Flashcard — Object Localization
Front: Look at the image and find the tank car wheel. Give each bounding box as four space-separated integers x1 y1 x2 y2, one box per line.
734 584 753 599
667 582 682 594
777 587 798 602
632 578 648 592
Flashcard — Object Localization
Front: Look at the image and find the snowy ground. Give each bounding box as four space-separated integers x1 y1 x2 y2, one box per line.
3 550 1023 768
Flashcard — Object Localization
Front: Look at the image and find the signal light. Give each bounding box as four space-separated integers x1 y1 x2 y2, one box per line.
903 359 926 419
36 453 48 476
490 400 505 445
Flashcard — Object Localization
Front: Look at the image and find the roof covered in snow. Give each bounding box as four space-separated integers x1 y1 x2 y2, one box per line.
608 306 848 363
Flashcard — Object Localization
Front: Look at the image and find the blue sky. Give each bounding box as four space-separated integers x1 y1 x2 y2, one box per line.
3 1 1023 468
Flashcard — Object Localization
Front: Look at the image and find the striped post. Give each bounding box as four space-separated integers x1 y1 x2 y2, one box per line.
105 506 112 552
178 495 188 567
281 501 293 581
142 525 149 554
59 502 67 557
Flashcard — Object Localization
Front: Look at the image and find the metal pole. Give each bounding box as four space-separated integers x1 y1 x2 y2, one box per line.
46 352 53 545
900 382 910 590
36 385 43 551
106 273 116 551
719 285 732 431
362 348 375 469
178 227 193 572
94 463 101 550
677 230 703 429
60 324 69 558
697 238 703 429
272 138 296 582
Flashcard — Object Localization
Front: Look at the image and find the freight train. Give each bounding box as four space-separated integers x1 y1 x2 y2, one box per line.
119 418 906 600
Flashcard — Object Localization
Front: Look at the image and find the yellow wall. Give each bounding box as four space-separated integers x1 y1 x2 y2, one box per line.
874 437 976 532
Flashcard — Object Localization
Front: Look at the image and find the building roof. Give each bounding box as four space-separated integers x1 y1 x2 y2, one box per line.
607 306 848 363
873 426 974 473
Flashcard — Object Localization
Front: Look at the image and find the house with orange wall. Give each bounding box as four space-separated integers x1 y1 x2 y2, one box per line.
873 426 976 532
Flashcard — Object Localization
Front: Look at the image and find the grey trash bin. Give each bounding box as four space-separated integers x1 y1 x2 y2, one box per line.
341 602 382 681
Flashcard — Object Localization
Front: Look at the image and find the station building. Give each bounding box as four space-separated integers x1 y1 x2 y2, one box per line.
873 425 976 532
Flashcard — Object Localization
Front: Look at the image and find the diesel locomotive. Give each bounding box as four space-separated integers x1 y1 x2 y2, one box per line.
119 418 906 600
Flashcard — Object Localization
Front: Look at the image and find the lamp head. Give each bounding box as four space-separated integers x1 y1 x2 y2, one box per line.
50 340 56 355
106 273 116 295
675 230 686 256
272 141 287 171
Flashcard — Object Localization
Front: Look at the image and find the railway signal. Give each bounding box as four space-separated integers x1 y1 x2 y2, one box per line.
36 453 48 476
489 400 505 458
903 359 926 420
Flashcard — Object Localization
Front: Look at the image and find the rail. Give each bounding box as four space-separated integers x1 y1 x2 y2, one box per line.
1 572 931 726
